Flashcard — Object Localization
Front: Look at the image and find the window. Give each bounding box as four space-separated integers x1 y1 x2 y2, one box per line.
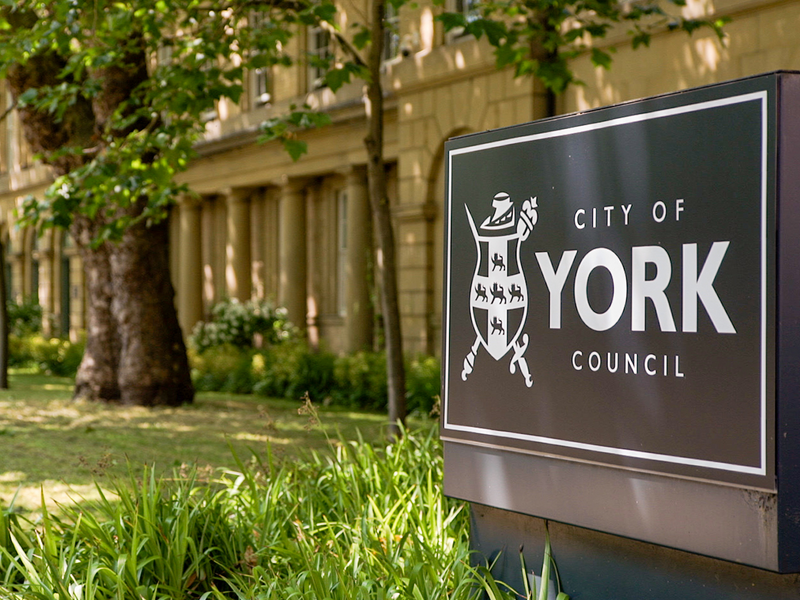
156 44 173 67
448 0 480 41
250 11 272 107
336 189 348 317
307 25 332 90
383 4 400 62
252 68 271 106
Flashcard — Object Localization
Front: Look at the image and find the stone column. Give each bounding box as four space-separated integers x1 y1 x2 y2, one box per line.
250 190 266 300
10 254 23 303
37 233 54 336
69 254 85 335
278 179 307 329
201 197 217 314
345 167 373 351
225 187 252 301
178 195 203 336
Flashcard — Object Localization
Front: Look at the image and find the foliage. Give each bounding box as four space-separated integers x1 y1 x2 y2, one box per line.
259 339 338 401
8 333 85 376
258 104 334 161
437 0 729 95
189 299 296 354
0 0 338 239
190 341 440 413
188 344 257 394
332 350 388 410
0 425 535 599
406 354 441 414
6 297 42 337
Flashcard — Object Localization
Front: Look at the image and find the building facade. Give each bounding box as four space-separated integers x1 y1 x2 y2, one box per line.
1 0 797 354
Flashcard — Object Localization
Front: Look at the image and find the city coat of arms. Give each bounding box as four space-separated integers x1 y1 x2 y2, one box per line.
461 192 538 387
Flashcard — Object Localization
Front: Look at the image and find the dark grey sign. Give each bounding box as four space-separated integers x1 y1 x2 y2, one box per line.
443 78 775 489
442 72 800 572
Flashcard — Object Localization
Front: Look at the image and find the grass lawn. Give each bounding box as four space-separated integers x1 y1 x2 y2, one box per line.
0 370 411 514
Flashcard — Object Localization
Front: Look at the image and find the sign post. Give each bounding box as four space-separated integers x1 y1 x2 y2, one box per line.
441 72 800 577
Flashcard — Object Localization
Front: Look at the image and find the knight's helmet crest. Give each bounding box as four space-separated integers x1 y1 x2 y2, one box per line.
481 192 515 230
462 192 538 388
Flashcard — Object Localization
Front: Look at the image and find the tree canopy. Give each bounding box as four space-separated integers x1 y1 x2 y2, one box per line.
437 0 728 110
1 0 339 238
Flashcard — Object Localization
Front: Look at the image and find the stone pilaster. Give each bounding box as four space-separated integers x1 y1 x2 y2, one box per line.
177 195 204 336
250 189 266 300
345 166 373 351
200 196 217 314
225 187 252 301
278 179 307 330
69 254 85 336
36 232 54 336
9 254 23 303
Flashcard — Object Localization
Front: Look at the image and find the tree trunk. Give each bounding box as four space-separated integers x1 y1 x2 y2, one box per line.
530 13 558 118
71 216 121 402
0 235 8 390
110 200 193 406
6 17 192 406
7 54 122 402
365 0 406 437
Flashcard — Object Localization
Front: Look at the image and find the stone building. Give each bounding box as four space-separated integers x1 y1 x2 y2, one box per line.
1 0 797 354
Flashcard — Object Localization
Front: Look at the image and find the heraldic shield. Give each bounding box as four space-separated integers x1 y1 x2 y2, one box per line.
462 192 537 387
467 213 527 360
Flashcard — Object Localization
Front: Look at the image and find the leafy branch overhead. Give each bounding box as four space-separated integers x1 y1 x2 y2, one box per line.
258 104 333 161
0 0 340 237
436 0 729 94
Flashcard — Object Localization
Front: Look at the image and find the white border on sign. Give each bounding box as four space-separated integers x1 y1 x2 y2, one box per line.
442 91 769 477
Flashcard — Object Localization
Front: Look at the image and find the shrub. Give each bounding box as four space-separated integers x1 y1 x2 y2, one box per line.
332 350 388 409
406 354 441 415
190 299 295 353
253 339 336 401
8 334 34 367
7 297 43 337
8 333 85 376
190 326 441 415
190 344 257 393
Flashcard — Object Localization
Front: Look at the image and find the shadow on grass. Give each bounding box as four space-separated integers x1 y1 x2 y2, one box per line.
0 371 422 513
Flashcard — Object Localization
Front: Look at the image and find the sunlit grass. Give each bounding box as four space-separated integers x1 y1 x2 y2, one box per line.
0 371 418 514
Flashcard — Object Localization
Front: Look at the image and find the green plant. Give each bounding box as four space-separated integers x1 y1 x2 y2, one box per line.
7 333 85 376
190 299 296 353
406 354 441 415
254 339 337 401
0 425 531 599
7 297 42 337
190 344 257 393
332 350 388 409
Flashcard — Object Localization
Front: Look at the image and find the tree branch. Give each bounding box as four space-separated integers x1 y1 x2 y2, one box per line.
320 21 367 69
0 98 18 126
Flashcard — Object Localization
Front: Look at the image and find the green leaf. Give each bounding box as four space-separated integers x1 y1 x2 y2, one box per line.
17 88 38 106
325 67 352 92
590 48 613 70
283 138 308 162
436 13 467 32
314 2 337 24
481 19 507 46
353 27 371 50
632 31 651 49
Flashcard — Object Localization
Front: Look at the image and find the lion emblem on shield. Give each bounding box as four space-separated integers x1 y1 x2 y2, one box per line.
461 192 538 387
